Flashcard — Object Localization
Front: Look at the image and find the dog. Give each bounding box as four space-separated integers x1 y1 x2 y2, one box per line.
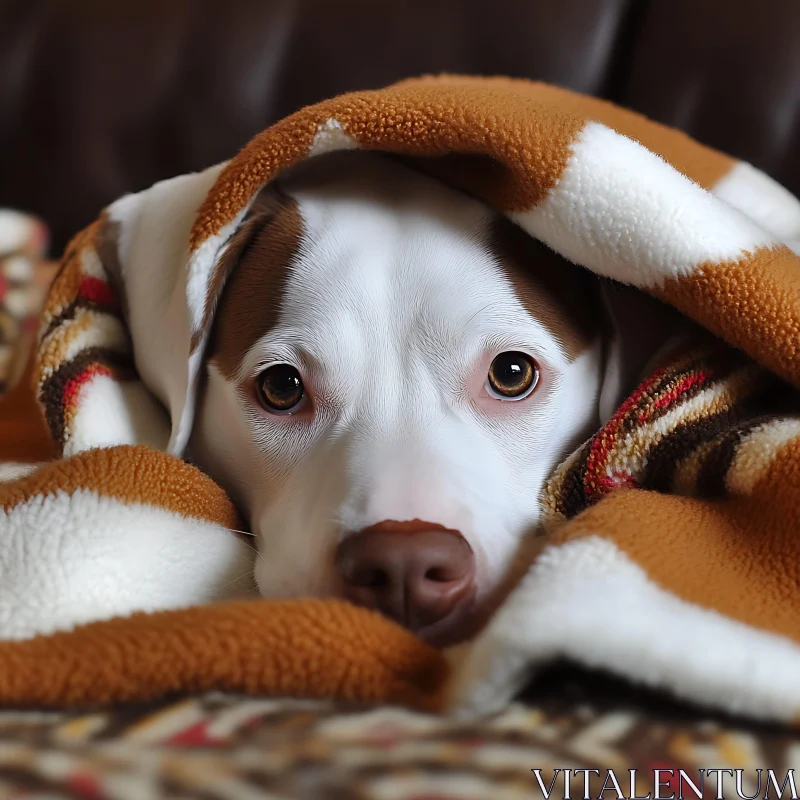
188 151 678 649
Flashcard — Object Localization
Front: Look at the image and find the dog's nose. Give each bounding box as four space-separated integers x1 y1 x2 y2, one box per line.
335 522 475 645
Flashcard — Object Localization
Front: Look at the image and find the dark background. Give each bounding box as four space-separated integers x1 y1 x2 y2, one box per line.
1 0 799 254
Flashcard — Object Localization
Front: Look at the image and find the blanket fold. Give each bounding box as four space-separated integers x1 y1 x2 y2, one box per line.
4 74 800 723
0 594 447 712
0 439 448 712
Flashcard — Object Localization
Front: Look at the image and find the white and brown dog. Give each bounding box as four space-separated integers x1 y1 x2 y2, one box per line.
188 151 676 648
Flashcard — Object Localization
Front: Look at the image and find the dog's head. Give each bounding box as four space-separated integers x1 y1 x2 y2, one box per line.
189 152 672 646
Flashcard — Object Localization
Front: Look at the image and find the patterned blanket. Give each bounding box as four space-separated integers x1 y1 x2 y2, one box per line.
1 665 796 799
3 77 800 732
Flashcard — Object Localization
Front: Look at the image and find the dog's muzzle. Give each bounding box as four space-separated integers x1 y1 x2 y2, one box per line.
335 520 477 647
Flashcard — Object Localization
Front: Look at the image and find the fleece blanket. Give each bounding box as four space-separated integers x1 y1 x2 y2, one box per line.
3 75 800 724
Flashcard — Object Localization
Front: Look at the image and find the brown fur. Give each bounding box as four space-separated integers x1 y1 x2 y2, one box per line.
490 216 604 360
205 189 304 381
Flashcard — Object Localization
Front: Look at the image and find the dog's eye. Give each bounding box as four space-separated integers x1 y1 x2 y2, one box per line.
487 352 539 400
256 364 305 413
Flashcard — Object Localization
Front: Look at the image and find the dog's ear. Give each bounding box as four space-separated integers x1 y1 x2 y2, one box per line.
92 165 289 458
177 183 291 444
597 281 686 423
190 183 290 352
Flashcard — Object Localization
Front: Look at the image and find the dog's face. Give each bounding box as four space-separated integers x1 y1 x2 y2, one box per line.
190 153 608 646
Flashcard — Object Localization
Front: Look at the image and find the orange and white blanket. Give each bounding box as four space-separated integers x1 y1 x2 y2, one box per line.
3 76 800 724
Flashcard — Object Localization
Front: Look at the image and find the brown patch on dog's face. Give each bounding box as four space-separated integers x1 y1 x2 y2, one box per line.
489 216 605 360
205 188 304 381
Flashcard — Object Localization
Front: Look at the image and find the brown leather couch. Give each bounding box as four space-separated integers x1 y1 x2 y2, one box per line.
1 0 799 255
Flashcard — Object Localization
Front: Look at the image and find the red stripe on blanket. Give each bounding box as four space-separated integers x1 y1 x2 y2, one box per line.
583 366 669 498
166 720 228 747
645 370 709 416
595 470 640 494
77 276 117 308
62 363 112 409
66 771 103 800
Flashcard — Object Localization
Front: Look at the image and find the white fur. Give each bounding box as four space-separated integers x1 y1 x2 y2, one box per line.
0 490 255 639
445 535 800 722
191 155 605 617
515 122 777 288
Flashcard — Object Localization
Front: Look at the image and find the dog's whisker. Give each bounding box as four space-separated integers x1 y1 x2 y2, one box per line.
214 571 256 596
238 539 267 563
232 549 260 566
227 527 255 536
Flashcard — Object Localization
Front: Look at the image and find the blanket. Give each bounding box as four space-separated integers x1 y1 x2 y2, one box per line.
3 75 800 725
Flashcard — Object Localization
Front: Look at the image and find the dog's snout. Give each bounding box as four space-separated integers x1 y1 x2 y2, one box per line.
335 522 475 646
